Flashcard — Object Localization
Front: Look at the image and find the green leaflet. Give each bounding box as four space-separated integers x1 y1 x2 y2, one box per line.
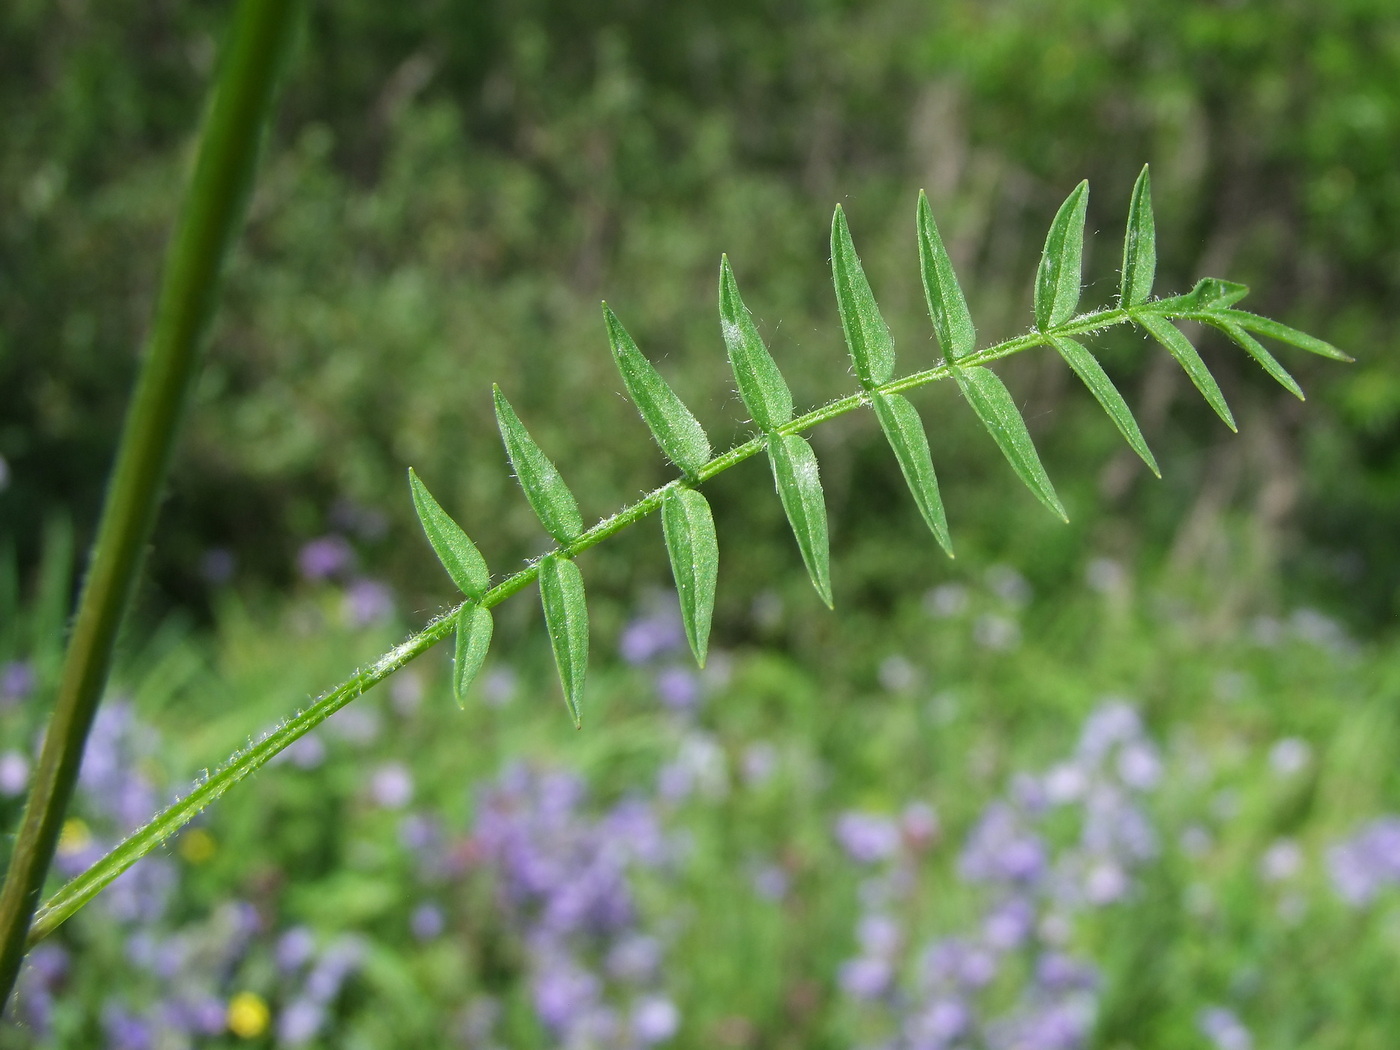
1136 315 1238 431
1210 319 1305 401
661 487 719 667
1120 165 1156 307
870 391 953 557
719 255 793 431
1221 310 1353 362
1050 336 1161 477
1158 277 1250 314
538 553 588 728
955 365 1068 521
452 602 493 708
603 303 712 478
493 385 586 544
916 190 976 361
1035 180 1090 331
831 205 896 386
767 433 834 607
408 468 489 599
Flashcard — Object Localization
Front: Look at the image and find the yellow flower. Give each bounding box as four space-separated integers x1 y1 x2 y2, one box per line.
179 828 217 864
57 818 92 856
227 991 270 1038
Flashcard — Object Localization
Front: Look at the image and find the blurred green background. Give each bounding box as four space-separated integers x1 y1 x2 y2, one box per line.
3 0 1397 636
4 2 1400 1047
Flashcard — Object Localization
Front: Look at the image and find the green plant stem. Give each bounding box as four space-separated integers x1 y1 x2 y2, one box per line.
0 0 300 1011
27 302 1158 944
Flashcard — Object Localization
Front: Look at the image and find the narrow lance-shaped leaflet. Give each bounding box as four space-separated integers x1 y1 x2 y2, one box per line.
604 304 711 478
493 385 586 544
1035 180 1089 331
1208 319 1305 401
831 205 895 386
1135 315 1237 431
870 391 954 556
720 255 794 431
1049 336 1161 477
917 190 976 361
539 553 588 728
407 468 494 705
955 366 1068 521
661 487 718 667
768 433 834 607
1120 164 1156 308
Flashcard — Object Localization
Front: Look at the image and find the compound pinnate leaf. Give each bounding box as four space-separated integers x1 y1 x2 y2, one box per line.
1050 336 1161 477
917 190 976 361
538 553 588 728
1121 165 1156 307
1223 310 1353 362
453 602 493 708
1210 319 1305 401
870 391 953 557
1136 315 1238 432
408 468 489 599
720 255 793 431
831 205 896 386
955 365 1068 521
604 303 712 477
493 385 586 544
661 487 718 667
1035 180 1090 331
767 432 834 607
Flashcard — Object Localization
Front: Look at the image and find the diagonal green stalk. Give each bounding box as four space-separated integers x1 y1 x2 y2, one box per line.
0 0 301 1011
28 298 1216 945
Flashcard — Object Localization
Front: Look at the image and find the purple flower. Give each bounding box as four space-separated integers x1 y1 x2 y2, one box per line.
1268 737 1312 777
533 960 602 1032
1 660 36 705
1034 952 1098 994
278 998 327 1046
607 935 662 982
1198 1006 1253 1050
1076 701 1143 763
835 812 901 864
276 927 317 973
369 762 414 809
749 862 789 902
838 955 894 1000
1327 816 1400 905
102 1003 154 1050
298 534 353 581
0 750 29 796
632 996 680 1044
905 998 971 1047
959 804 1047 886
655 666 701 712
411 903 445 941
619 604 686 664
342 577 395 626
983 896 1036 951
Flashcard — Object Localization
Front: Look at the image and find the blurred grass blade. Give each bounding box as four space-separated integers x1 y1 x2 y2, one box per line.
1050 336 1161 476
955 366 1068 521
916 190 976 361
1120 165 1156 307
831 205 896 385
1136 315 1238 431
870 391 953 556
539 554 588 728
1035 180 1090 331
453 602 493 707
493 385 585 544
767 433 834 607
719 255 793 431
1210 320 1305 400
0 0 301 1006
1222 310 1354 362
408 468 489 599
661 487 718 667
603 304 712 477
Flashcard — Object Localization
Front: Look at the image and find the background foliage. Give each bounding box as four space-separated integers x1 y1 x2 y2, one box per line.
2 0 1398 1046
